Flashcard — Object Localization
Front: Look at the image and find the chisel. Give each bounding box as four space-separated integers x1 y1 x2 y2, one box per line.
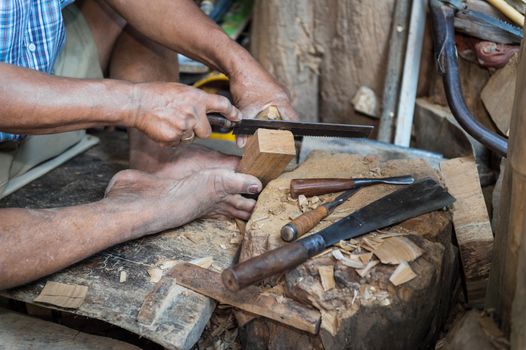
221 178 455 291
281 188 360 242
289 175 415 198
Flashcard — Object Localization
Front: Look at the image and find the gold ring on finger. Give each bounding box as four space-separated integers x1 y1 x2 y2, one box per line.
181 131 195 144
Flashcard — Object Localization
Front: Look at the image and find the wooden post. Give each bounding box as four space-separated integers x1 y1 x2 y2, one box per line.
486 21 526 345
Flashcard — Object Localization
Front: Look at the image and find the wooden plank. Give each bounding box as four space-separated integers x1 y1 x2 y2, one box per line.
170 262 321 334
0 308 140 350
237 128 296 186
440 157 494 306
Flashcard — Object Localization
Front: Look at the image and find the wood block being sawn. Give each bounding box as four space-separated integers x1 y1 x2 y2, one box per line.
237 128 296 186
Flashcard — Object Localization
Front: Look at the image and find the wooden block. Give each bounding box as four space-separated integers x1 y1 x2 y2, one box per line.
441 157 494 306
237 128 296 185
170 262 321 334
34 281 88 309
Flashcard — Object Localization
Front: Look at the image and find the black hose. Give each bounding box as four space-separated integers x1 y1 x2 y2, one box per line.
429 0 508 157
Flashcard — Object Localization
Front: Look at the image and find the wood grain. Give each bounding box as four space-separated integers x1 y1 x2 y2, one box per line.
440 157 494 306
170 262 321 334
237 128 296 186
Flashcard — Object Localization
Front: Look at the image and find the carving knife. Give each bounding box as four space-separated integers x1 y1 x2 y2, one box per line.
289 175 415 198
281 188 361 242
221 178 455 291
207 114 374 139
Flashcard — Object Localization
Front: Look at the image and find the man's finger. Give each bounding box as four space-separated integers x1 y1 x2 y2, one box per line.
226 194 256 212
275 104 300 121
206 94 241 121
193 111 212 139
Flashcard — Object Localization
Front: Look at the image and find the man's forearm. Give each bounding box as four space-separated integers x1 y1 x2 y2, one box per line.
0 63 134 134
0 199 155 290
104 0 260 78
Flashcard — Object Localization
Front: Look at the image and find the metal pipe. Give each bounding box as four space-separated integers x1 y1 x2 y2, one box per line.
429 0 508 157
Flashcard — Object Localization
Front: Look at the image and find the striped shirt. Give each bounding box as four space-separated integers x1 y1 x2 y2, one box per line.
0 0 75 142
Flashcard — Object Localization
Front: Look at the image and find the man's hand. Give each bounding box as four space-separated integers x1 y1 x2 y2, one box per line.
129 82 241 146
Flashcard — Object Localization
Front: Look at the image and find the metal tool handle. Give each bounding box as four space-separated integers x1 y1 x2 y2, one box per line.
222 241 310 291
207 114 238 130
290 179 356 198
281 206 329 242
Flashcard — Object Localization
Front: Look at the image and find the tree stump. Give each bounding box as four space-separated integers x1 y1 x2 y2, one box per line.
238 152 459 349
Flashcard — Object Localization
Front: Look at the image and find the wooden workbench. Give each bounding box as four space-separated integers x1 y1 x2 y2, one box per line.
0 130 242 350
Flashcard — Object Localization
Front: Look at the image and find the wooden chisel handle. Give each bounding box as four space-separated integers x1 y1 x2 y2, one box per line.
222 241 310 291
290 178 355 198
281 206 329 242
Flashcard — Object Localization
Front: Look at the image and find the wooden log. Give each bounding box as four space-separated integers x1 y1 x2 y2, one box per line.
440 157 494 306
238 152 459 349
250 0 320 122
237 128 296 186
251 0 396 127
170 262 321 334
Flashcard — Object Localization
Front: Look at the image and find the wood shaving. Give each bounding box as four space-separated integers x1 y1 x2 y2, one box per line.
389 261 417 286
148 268 163 283
308 196 321 209
298 195 309 212
190 256 214 269
373 237 423 265
332 249 365 268
119 270 127 283
318 266 336 291
253 216 270 223
356 260 379 278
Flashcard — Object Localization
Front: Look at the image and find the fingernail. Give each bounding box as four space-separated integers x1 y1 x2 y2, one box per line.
248 184 261 194
237 137 246 148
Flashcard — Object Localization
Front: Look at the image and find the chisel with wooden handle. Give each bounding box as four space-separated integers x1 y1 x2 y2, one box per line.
289 175 415 198
281 188 360 242
221 178 455 291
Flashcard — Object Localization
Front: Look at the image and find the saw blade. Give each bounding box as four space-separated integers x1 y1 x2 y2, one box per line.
459 8 523 41
232 119 373 139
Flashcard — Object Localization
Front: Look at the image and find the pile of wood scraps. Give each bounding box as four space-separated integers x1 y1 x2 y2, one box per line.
172 151 460 349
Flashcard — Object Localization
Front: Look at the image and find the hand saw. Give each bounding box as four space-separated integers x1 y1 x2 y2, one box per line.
442 0 523 43
207 114 373 139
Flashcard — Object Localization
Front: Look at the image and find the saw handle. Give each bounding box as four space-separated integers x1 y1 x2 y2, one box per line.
290 178 356 198
222 241 309 291
281 206 329 242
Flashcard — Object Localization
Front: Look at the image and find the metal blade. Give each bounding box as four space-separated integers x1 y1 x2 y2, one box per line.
325 188 361 212
232 119 373 139
314 178 455 247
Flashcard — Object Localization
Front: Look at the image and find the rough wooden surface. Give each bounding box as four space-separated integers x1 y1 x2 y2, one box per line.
0 131 242 350
481 54 518 136
440 157 494 306
238 151 458 349
251 0 395 127
237 129 296 185
171 263 321 334
0 308 140 350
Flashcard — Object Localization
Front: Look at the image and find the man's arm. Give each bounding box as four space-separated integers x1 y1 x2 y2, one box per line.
0 168 261 290
104 0 299 124
0 63 239 145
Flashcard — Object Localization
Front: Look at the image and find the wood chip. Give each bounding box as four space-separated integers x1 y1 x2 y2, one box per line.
389 261 417 286
309 196 321 209
34 281 88 309
190 256 214 269
298 195 309 212
318 266 336 291
332 249 365 269
119 271 127 283
356 260 379 278
373 236 423 265
148 268 163 283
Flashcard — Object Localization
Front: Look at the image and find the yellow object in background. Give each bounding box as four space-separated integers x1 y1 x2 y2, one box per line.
193 72 237 142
